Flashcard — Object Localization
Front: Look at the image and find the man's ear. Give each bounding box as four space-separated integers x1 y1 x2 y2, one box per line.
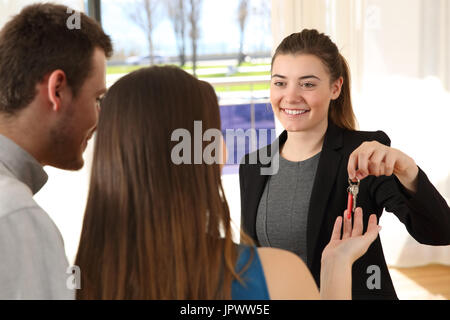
331 76 344 100
47 70 68 112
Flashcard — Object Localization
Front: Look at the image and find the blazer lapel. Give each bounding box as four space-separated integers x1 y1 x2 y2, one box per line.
306 122 343 267
245 164 268 243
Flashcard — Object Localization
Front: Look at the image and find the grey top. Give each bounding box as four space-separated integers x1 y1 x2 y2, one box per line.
0 134 74 299
256 152 321 264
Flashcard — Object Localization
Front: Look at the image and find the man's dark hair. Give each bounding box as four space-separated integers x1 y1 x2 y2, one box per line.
0 3 113 114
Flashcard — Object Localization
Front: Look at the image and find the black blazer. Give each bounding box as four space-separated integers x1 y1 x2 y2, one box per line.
239 121 450 300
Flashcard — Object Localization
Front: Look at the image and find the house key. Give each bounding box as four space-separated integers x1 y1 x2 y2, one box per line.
347 178 360 219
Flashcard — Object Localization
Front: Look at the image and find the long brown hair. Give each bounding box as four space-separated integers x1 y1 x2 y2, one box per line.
272 29 357 130
75 66 251 299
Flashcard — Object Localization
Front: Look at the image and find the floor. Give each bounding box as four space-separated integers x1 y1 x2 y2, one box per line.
388 264 450 300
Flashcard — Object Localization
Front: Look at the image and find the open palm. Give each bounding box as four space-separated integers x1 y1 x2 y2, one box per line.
322 208 381 264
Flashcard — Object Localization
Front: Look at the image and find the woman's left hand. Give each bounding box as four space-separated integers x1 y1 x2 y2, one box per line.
347 141 419 193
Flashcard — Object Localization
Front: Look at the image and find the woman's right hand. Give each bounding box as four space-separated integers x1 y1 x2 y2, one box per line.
321 207 381 265
319 208 381 299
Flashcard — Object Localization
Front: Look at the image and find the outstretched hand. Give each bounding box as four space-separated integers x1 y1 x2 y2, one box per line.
322 207 381 265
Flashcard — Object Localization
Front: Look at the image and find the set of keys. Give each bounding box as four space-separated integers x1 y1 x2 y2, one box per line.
346 178 360 219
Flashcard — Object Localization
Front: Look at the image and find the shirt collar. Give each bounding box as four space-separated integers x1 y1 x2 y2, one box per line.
0 134 48 194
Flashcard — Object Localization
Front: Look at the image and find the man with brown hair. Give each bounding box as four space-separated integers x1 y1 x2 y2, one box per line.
0 3 113 299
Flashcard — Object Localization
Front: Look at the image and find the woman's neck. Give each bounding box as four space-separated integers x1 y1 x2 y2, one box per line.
281 119 328 162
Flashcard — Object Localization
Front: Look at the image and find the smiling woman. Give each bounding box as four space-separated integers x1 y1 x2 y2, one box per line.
270 30 356 135
239 29 450 300
270 54 343 137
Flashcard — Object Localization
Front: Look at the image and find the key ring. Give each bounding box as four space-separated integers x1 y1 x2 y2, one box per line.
348 177 360 186
347 178 360 219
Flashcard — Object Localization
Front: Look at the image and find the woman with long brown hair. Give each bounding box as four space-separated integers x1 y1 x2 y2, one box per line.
240 29 450 300
75 65 381 299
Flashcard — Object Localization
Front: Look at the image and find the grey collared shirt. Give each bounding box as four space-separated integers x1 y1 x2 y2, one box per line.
0 134 74 299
